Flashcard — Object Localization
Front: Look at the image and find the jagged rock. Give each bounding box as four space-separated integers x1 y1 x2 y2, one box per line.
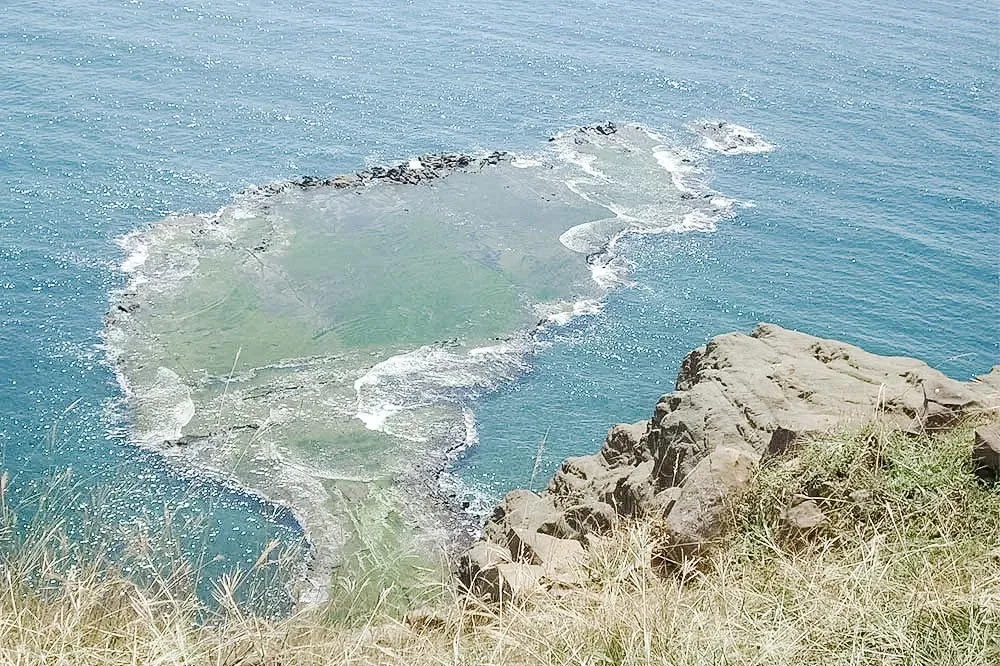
561 501 617 537
493 563 544 602
460 562 544 603
648 487 683 518
600 421 648 467
611 460 655 517
482 490 561 546
653 446 758 566
650 379 765 487
973 424 1000 483
508 528 586 581
457 545 543 603
649 324 997 485
456 542 511 600
782 499 826 532
547 455 624 508
457 325 999 597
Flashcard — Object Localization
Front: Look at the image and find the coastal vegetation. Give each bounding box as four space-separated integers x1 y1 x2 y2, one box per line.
2 419 997 665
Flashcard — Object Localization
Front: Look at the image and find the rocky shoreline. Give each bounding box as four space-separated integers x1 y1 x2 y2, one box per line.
458 324 1000 601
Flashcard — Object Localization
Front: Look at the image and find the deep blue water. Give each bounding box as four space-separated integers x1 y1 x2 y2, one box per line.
2 0 996 593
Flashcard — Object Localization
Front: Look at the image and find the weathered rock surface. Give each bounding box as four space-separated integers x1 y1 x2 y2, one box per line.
973 424 1000 483
456 542 511 602
653 446 757 566
458 324 999 600
781 499 827 533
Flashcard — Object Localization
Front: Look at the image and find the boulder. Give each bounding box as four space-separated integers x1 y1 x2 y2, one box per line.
458 558 543 604
482 490 561 547
973 424 1000 483
509 529 586 571
546 455 625 509
456 542 511 600
560 501 617 537
504 528 588 588
654 446 758 566
493 563 544 602
610 460 655 517
600 421 649 467
781 499 826 532
647 487 683 518
648 325 996 487
456 531 582 603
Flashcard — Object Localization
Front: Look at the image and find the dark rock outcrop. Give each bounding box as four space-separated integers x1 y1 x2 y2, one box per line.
459 324 999 601
237 151 510 201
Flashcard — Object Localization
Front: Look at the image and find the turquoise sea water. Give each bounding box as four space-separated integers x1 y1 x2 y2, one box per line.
1 0 996 601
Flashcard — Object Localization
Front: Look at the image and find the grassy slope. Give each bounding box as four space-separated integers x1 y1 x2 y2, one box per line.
1 420 997 665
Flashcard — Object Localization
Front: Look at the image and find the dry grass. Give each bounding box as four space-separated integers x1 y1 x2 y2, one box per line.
1 420 998 665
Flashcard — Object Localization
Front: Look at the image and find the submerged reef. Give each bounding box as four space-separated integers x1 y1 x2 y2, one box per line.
107 122 764 601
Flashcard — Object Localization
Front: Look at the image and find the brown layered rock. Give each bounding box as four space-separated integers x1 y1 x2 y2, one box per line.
458 324 1000 601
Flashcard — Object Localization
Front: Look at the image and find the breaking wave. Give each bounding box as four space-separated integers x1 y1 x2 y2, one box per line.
353 337 535 441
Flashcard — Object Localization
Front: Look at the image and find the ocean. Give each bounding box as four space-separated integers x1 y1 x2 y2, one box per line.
1 0 996 605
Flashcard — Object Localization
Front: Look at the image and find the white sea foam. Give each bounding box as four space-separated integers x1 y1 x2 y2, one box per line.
510 156 542 169
588 255 630 289
552 138 607 179
535 298 604 326
541 123 749 291
353 338 533 440
677 209 719 232
118 231 150 274
558 218 629 255
690 120 776 155
651 148 705 195
355 401 412 436
462 406 479 448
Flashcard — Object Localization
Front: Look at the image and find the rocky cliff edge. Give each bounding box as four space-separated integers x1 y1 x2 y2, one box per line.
458 323 1000 601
